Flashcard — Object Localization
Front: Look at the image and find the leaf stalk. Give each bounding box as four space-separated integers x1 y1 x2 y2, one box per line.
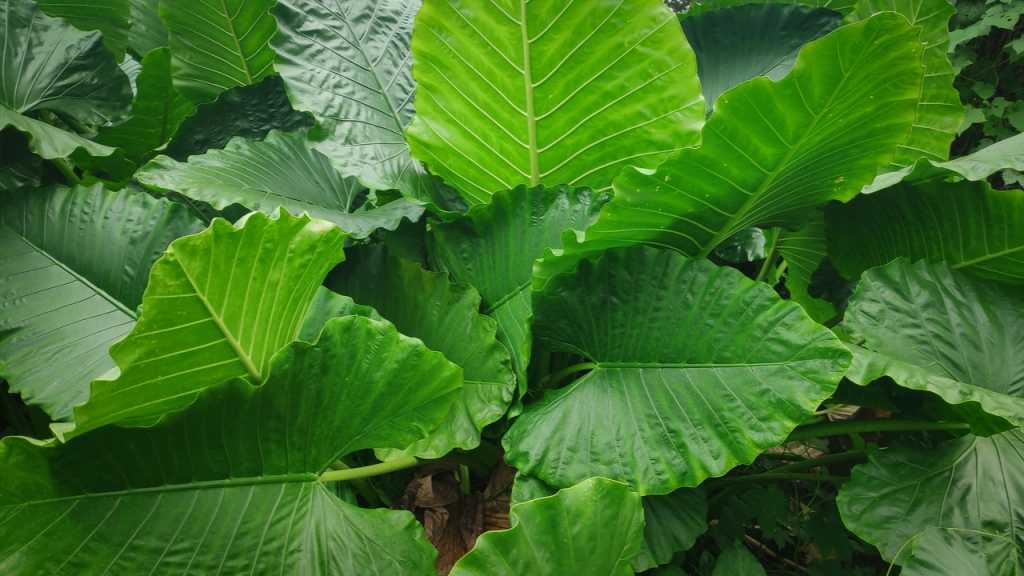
319 455 418 483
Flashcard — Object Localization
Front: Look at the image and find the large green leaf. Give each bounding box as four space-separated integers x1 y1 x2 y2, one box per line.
851 0 962 168
900 527 1023 575
827 180 1024 284
680 3 842 110
69 210 346 437
0 185 202 420
712 542 767 576
777 214 837 323
127 0 168 57
326 246 515 458
272 0 438 200
36 0 130 58
510 473 708 572
842 259 1024 433
533 13 924 283
94 48 196 165
0 0 130 158
164 75 314 160
449 477 644 576
405 0 705 204
137 129 424 238
0 316 460 574
430 185 609 401
837 429 1024 566
161 0 277 103
504 247 850 494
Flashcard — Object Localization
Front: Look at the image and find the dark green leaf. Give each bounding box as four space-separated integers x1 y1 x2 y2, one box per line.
36 0 130 58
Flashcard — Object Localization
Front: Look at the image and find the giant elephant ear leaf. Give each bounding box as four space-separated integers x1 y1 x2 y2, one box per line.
681 2 842 111
0 185 203 421
850 0 962 169
0 316 461 574
327 245 515 458
430 185 609 405
533 13 924 283
837 429 1024 569
36 0 130 59
841 259 1024 433
449 477 645 576
899 527 1023 575
160 0 277 103
69 210 346 438
405 0 705 204
504 247 850 494
271 0 441 201
136 129 424 238
0 0 131 158
827 180 1024 284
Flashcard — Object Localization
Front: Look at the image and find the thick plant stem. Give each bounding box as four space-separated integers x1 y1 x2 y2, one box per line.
755 228 781 283
536 362 597 389
319 455 418 483
770 449 868 473
50 157 80 185
788 419 970 442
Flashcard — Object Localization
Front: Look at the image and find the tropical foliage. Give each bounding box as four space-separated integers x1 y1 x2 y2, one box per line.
1 0 1022 573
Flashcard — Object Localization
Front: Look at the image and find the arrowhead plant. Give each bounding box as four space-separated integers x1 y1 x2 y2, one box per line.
1 0 1022 573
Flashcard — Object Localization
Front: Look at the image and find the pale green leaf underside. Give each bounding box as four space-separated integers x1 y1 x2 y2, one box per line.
0 107 116 159
136 129 424 238
851 0 962 168
0 316 460 575
326 246 515 458
532 13 924 284
842 259 1024 433
272 0 437 199
0 185 202 420
449 478 644 576
900 527 1023 576
827 180 1024 284
70 210 346 437
406 0 705 204
161 0 277 103
430 185 609 402
681 2 842 110
837 429 1024 565
505 248 850 494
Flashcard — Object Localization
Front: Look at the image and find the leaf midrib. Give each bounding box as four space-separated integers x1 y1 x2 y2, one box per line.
519 0 539 184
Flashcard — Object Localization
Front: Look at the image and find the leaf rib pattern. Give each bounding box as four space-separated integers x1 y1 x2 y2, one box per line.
505 247 850 494
0 185 202 420
70 210 346 437
406 0 704 204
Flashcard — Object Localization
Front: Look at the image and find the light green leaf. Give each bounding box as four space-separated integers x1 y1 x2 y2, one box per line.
161 0 277 103
827 180 1024 284
900 527 1023 575
837 429 1024 565
0 185 202 420
712 542 767 576
0 108 116 159
272 0 439 201
842 259 1024 434
36 0 130 58
681 3 841 111
0 316 460 574
533 13 923 282
70 209 346 437
449 477 644 576
137 129 423 238
326 246 515 458
851 0 963 168
861 132 1024 193
127 0 168 57
94 48 195 164
430 185 609 402
777 215 837 323
505 247 850 494
684 0 856 17
406 0 705 204
298 287 381 343
509 472 708 572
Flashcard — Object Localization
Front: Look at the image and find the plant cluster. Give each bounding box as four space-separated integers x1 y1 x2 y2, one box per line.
1 0 1023 574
